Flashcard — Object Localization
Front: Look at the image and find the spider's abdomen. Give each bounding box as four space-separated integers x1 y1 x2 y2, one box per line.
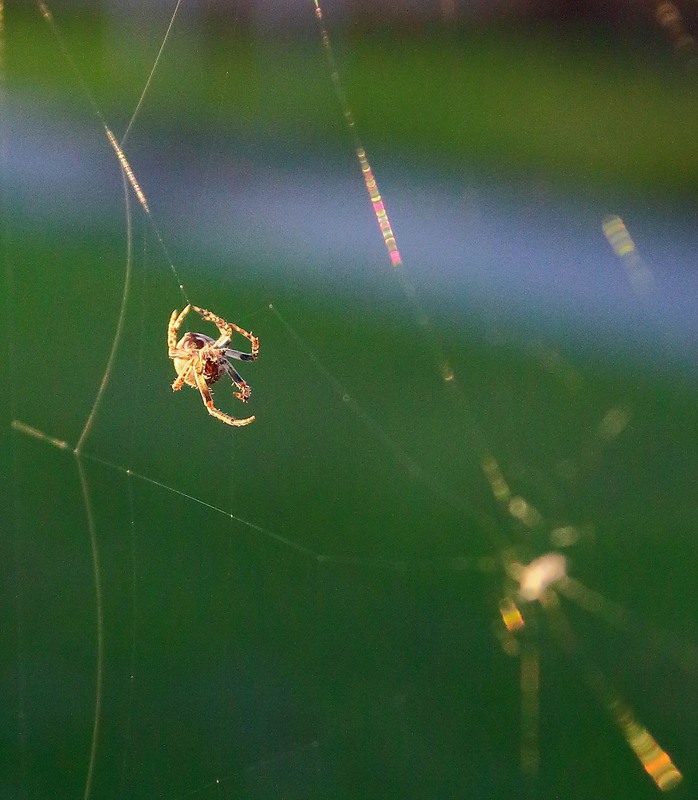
172 332 225 388
202 353 226 384
178 332 213 351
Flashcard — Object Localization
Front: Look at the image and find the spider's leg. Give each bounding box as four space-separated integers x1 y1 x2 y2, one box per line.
222 361 251 402
171 358 196 391
224 347 257 363
228 323 259 358
194 371 255 427
168 305 192 353
191 305 233 348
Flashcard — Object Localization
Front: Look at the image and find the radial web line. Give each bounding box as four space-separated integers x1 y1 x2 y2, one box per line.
105 128 150 213
37 0 189 304
268 303 508 575
10 420 321 561
121 0 184 145
312 0 502 544
312 0 401 267
268 301 512 587
11 417 488 576
268 303 476 518
311 0 502 491
544 595 683 791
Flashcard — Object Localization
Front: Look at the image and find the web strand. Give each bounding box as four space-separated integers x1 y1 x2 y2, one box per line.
76 168 133 453
11 417 487 576
75 456 104 800
121 0 184 145
312 0 402 268
268 303 477 519
544 594 683 791
37 1 189 305
68 140 136 800
118 472 138 797
12 420 322 562
310 0 511 513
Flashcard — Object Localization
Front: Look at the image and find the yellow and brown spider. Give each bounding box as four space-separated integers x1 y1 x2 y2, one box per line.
168 304 259 427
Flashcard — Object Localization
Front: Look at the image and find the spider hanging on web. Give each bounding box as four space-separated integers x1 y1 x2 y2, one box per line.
168 304 260 427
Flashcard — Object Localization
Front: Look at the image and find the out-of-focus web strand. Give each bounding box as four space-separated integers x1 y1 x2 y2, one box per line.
544 594 683 792
312 0 402 268
312 0 460 391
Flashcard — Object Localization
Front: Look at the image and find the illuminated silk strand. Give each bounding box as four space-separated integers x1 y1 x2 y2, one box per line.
105 128 150 214
602 214 654 294
311 0 464 388
313 0 402 268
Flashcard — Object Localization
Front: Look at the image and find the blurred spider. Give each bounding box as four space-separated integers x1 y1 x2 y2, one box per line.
168 304 259 427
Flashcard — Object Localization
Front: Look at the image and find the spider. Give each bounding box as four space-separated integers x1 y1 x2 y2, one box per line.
168 304 259 427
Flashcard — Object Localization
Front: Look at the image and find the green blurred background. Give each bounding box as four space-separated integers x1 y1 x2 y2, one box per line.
1 2 697 798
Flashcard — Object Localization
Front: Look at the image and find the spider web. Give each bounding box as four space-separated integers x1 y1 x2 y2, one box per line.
2 2 698 799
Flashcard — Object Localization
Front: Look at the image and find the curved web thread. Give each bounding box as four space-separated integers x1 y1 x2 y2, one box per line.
4 6 123 797
30 7 179 798
7 3 693 797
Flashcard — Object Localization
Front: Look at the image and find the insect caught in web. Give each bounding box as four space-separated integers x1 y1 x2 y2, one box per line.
168 304 260 427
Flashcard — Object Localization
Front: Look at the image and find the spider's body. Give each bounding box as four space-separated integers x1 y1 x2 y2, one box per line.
173 332 236 389
168 305 259 427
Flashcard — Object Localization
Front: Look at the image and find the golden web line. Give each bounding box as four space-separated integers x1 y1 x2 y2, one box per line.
544 591 683 792
312 0 402 268
312 0 457 389
105 128 150 214
485 437 688 789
